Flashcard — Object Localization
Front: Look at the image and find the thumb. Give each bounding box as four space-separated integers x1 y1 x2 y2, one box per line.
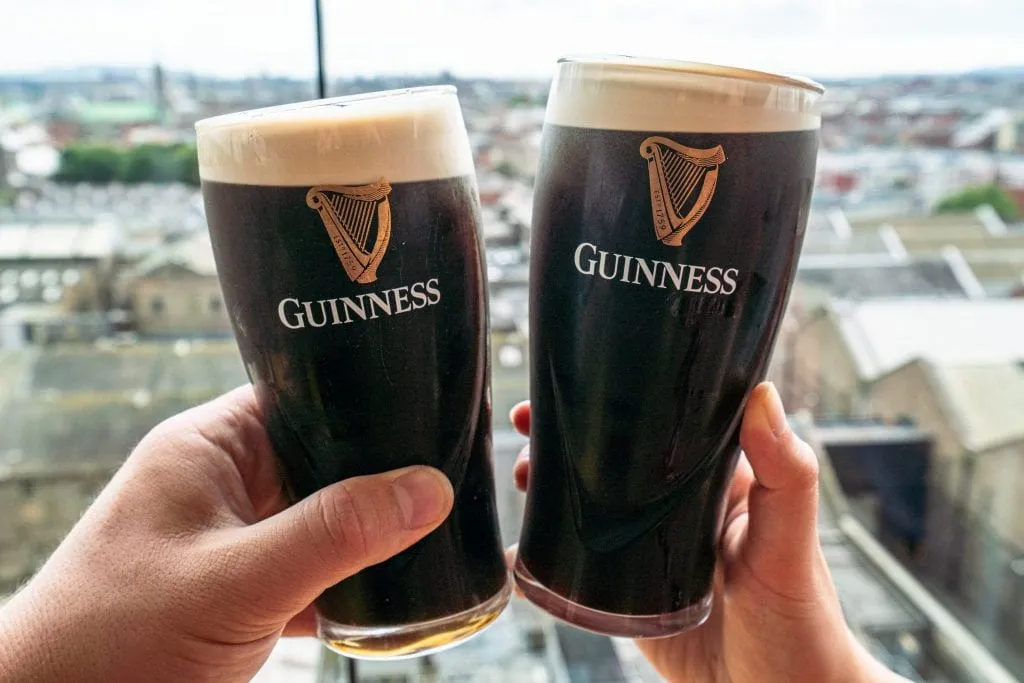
738 383 821 593
231 465 454 614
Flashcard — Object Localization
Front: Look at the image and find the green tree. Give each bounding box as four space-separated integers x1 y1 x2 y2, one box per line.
55 143 200 186
122 145 160 183
935 184 1019 221
55 145 124 183
173 143 200 186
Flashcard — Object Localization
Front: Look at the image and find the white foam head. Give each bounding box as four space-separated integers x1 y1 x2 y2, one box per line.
546 55 824 133
195 86 475 186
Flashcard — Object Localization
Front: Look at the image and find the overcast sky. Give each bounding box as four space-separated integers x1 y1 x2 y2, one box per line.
1 0 1022 80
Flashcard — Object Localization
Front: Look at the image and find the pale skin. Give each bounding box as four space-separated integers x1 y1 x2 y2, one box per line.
0 382 908 682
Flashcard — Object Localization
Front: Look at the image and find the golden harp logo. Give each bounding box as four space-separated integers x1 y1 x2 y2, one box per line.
305 180 393 284
640 137 726 247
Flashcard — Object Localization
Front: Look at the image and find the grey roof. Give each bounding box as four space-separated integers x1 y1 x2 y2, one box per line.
850 213 988 235
919 360 1024 453
0 219 119 261
122 230 218 280
0 342 246 466
828 298 1024 380
802 226 891 256
2 182 205 235
798 259 967 299
0 394 217 467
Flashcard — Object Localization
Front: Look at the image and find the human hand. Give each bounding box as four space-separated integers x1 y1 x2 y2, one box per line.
508 382 908 683
0 386 454 683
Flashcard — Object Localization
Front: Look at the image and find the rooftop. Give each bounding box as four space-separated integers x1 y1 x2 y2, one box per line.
924 360 1024 453
797 256 968 299
71 101 161 126
828 298 1024 380
0 342 247 466
0 219 119 261
124 230 218 279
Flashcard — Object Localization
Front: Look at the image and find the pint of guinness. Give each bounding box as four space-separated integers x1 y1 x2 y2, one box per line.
516 57 823 637
195 88 510 659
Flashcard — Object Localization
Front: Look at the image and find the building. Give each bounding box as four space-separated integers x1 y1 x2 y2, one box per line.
51 100 162 142
117 231 231 338
0 304 113 348
787 297 1024 418
870 360 1024 547
0 218 119 316
796 254 972 300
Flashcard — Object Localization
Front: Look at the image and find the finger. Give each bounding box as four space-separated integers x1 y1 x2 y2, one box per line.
719 455 754 562
726 455 754 518
513 445 530 492
230 466 454 614
282 605 317 637
738 382 820 586
510 401 531 436
503 544 525 598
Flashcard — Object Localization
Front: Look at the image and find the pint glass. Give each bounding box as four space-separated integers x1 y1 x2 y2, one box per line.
196 87 511 659
516 57 823 637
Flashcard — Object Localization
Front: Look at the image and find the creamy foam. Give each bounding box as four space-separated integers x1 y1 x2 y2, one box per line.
546 56 823 133
195 87 475 186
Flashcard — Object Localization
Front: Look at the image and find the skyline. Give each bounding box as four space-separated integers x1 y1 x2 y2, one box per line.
1 0 1023 81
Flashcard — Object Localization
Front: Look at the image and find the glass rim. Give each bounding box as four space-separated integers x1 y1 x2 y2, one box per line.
194 85 458 132
557 54 826 95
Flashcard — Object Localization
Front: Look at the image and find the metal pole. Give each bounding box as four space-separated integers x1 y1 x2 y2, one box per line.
346 658 357 683
314 0 327 98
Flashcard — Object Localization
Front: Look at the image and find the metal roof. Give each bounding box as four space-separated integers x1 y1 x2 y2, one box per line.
925 361 1024 453
798 258 968 299
0 219 119 261
830 298 1024 380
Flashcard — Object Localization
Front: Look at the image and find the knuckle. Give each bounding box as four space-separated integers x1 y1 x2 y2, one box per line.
312 483 373 560
784 431 820 488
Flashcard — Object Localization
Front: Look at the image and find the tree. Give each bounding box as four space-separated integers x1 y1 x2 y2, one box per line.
935 184 1019 222
122 145 162 183
173 143 200 186
55 143 200 186
55 145 124 183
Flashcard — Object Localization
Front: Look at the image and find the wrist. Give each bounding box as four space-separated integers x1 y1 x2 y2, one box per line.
0 582 108 683
0 589 54 681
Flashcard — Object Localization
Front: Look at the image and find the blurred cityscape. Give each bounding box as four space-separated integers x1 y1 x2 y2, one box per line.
1 63 1023 683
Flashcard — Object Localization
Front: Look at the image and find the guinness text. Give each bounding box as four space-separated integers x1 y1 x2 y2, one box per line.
573 242 738 295
278 278 441 330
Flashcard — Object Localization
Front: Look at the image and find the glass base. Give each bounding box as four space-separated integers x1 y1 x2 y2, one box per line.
317 577 512 660
514 557 712 639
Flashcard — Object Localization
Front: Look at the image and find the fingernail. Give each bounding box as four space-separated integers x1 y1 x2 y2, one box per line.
392 468 452 529
759 382 788 439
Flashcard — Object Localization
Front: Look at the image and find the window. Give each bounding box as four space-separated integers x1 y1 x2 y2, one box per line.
150 297 165 316
209 296 222 313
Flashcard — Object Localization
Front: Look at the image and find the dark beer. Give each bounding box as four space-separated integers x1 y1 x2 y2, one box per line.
196 88 510 659
516 57 823 637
